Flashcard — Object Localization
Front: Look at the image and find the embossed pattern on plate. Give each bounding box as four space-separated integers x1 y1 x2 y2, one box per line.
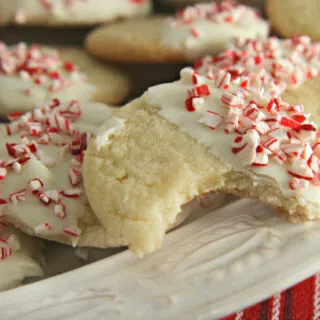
2 199 320 320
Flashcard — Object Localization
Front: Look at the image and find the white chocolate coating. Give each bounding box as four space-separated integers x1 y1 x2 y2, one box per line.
0 0 151 25
0 73 95 114
0 100 112 246
0 43 96 114
161 1 269 60
144 71 320 209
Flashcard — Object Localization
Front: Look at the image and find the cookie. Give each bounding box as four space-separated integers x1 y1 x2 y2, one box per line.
195 35 320 98
0 0 152 26
282 77 320 127
160 0 264 11
195 35 320 123
266 0 320 41
158 0 210 8
0 42 130 116
86 0 268 63
59 47 130 105
84 63 320 255
0 99 206 249
0 224 43 291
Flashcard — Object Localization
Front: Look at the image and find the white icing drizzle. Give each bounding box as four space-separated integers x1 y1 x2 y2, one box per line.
0 99 112 246
161 0 269 61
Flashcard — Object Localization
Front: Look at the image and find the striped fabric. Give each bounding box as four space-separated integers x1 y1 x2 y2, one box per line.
221 274 319 320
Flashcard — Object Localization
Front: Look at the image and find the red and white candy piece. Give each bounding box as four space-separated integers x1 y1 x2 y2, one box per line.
288 160 314 181
68 167 81 187
54 203 67 220
9 189 26 204
198 110 223 130
34 222 52 234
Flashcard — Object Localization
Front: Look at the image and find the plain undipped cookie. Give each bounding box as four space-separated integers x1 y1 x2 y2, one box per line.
266 0 320 41
0 0 152 26
0 43 130 116
86 0 268 63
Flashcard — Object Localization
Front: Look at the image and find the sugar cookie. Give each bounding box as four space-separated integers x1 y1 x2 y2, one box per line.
195 35 320 99
0 0 152 26
0 100 204 249
195 35 320 123
84 63 320 255
0 42 130 116
86 0 268 63
0 224 43 291
282 77 320 128
159 0 264 11
266 0 320 41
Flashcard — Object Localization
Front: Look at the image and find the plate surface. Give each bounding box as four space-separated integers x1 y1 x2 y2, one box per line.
2 199 320 320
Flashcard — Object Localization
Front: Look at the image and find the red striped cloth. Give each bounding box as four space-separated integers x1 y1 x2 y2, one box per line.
220 273 320 320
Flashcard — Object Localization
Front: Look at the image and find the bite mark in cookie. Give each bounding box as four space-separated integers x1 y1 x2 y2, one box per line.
0 100 207 249
84 37 320 254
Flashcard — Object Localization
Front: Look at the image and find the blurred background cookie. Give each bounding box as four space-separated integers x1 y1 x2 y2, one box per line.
86 0 268 63
0 42 130 115
159 0 264 11
266 0 320 41
0 0 152 26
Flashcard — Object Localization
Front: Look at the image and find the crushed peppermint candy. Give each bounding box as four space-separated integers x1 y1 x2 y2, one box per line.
13 0 146 25
0 42 87 97
0 99 93 245
168 0 262 34
179 66 320 191
194 35 320 98
0 225 20 261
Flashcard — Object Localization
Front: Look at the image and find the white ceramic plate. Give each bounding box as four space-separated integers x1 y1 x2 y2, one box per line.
2 199 320 320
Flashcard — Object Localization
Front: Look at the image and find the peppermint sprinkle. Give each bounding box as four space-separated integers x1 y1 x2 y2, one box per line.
0 42 87 97
179 64 320 190
0 98 92 244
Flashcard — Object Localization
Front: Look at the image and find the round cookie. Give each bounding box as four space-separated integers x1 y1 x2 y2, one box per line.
194 35 320 126
0 100 206 249
86 0 268 63
195 35 320 100
282 77 320 127
84 64 320 256
158 0 210 7
59 47 130 105
0 0 152 26
159 0 264 11
266 0 320 41
0 224 43 291
0 42 130 116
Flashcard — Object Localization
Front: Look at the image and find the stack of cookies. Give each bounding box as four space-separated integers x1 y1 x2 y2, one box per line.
0 0 319 291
